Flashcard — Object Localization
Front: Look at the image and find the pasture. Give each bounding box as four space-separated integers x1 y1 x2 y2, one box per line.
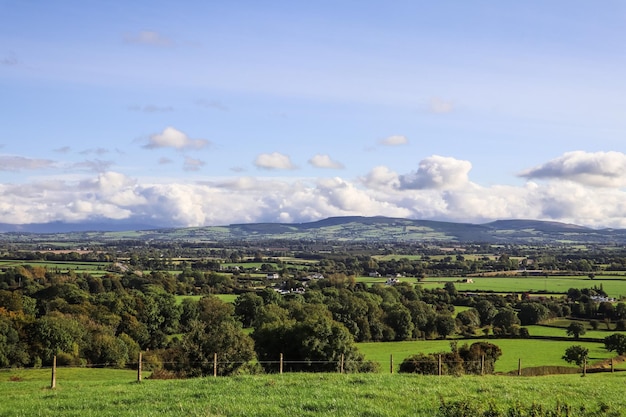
418 275 626 298
356 338 616 373
1 369 626 416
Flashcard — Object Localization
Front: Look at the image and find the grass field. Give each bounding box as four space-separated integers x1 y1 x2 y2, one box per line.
174 294 238 305
417 276 626 299
1 369 626 416
356 338 616 373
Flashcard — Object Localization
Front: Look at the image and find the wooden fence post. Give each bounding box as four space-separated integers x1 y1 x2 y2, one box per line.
611 358 614 373
518 358 522 376
340 354 344 374
137 352 142 382
583 357 587 376
280 353 283 375
438 354 442 376
481 355 485 376
213 353 217 377
50 355 57 389
390 354 393 374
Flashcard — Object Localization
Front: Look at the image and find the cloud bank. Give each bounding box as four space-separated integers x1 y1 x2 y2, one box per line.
3 151 626 229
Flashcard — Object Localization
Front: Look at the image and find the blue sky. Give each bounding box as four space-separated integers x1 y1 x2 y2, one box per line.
2 1 626 228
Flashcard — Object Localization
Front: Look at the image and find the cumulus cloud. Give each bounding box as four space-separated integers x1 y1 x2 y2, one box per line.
184 157 205 171
254 152 296 170
518 151 626 187
380 135 408 146
124 31 172 46
308 154 344 169
361 166 400 190
144 127 211 150
398 155 472 190
158 157 174 165
0 155 55 171
429 97 454 114
4 165 626 228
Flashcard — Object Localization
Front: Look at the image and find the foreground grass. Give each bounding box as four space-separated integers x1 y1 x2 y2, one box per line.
1 369 626 416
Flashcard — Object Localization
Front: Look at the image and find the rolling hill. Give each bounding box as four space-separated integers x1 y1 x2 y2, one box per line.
1 216 626 244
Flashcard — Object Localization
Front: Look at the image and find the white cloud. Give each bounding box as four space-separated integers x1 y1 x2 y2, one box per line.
0 155 55 171
361 166 400 190
184 157 205 171
399 155 472 190
308 154 344 169
144 127 210 150
5 151 626 229
254 152 296 170
124 31 172 46
380 135 408 146
429 97 454 114
518 151 626 187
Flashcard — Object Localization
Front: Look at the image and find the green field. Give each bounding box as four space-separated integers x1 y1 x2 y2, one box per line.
356 338 615 373
418 276 626 298
175 294 238 304
1 369 626 416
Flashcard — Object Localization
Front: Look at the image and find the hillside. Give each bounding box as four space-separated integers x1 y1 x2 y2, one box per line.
2 216 626 244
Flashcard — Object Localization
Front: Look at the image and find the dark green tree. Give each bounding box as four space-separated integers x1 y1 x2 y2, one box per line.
604 333 626 355
562 345 589 367
492 308 520 335
517 302 549 325
435 314 457 339
475 300 498 326
234 292 264 328
170 320 255 377
566 322 586 339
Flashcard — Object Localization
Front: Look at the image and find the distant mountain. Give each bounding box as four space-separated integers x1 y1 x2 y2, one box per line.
2 216 626 244
0 221 160 234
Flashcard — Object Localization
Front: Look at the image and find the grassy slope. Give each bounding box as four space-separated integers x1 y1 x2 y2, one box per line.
2 370 626 416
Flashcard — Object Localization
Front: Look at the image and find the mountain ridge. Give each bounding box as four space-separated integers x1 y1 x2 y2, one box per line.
1 216 625 244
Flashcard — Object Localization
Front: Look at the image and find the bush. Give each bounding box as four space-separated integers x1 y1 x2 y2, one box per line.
399 353 439 375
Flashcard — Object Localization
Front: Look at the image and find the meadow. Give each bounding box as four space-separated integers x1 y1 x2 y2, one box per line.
354 275 626 299
356 338 616 373
1 369 625 416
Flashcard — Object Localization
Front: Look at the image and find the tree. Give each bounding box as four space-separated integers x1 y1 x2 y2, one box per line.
435 314 457 339
458 342 502 374
517 302 549 325
562 345 589 367
383 302 414 341
566 322 586 339
475 300 497 326
492 308 520 335
169 319 255 377
444 282 457 297
252 305 370 373
234 292 264 328
604 333 626 355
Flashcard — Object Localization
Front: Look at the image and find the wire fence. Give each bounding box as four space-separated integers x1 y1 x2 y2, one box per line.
3 351 622 389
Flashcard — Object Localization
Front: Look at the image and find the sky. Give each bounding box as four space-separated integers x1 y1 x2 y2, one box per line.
1 1 626 229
